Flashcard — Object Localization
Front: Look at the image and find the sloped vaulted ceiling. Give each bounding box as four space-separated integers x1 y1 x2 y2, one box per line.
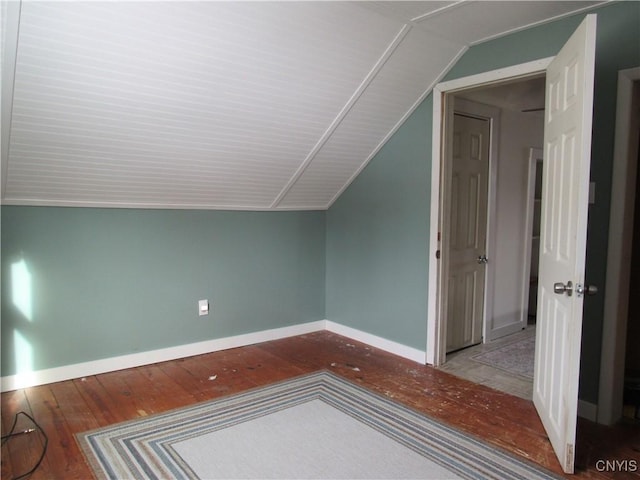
1 1 604 210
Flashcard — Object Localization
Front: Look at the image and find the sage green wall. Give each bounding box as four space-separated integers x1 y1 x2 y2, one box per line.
326 1 640 402
326 99 432 349
1 207 325 376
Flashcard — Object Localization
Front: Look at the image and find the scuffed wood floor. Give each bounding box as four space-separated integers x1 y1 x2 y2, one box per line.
2 331 639 479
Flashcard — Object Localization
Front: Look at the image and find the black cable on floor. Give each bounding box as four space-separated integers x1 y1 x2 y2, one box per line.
1 411 48 480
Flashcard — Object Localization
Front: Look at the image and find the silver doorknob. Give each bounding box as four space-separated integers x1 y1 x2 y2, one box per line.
553 281 573 296
576 283 598 297
477 254 488 264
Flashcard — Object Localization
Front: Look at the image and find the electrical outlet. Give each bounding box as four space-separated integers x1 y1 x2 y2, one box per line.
198 299 209 316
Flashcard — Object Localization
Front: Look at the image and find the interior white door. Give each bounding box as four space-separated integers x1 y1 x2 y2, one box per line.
446 113 490 353
534 15 596 474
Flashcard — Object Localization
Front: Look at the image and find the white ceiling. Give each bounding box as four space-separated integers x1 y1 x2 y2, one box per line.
1 1 604 210
458 76 546 113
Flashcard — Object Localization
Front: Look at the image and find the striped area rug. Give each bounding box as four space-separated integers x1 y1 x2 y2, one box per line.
76 371 560 479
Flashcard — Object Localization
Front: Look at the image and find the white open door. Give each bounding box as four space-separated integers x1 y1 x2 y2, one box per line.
534 14 596 474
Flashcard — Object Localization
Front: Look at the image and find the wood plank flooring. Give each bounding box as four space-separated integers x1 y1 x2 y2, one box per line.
2 331 639 479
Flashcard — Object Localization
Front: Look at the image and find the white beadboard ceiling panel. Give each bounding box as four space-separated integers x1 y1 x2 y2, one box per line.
277 27 463 208
1 1 605 210
361 2 460 24
413 1 603 45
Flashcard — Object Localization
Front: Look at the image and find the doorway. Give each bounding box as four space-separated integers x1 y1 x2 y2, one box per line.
426 58 554 368
624 123 640 422
438 77 546 367
599 68 640 425
435 79 545 399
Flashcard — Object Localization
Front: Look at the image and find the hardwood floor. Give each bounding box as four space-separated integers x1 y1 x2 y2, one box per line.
2 331 639 479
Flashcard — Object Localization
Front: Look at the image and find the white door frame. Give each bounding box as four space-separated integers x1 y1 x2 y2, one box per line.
427 57 553 366
598 67 640 425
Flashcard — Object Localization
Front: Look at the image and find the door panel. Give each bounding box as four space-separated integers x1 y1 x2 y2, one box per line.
446 114 490 352
534 14 596 474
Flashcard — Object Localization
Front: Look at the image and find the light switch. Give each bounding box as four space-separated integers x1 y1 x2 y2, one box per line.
198 299 209 316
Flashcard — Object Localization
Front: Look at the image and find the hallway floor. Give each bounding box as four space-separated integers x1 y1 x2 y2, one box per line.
438 327 535 400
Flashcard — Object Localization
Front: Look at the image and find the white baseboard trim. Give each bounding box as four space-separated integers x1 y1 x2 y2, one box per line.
0 320 326 392
0 320 602 423
578 399 598 421
1 320 428 392
325 320 427 364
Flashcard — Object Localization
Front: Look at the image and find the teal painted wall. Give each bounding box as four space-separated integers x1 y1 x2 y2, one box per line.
326 1 640 402
326 99 432 350
1 207 325 376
